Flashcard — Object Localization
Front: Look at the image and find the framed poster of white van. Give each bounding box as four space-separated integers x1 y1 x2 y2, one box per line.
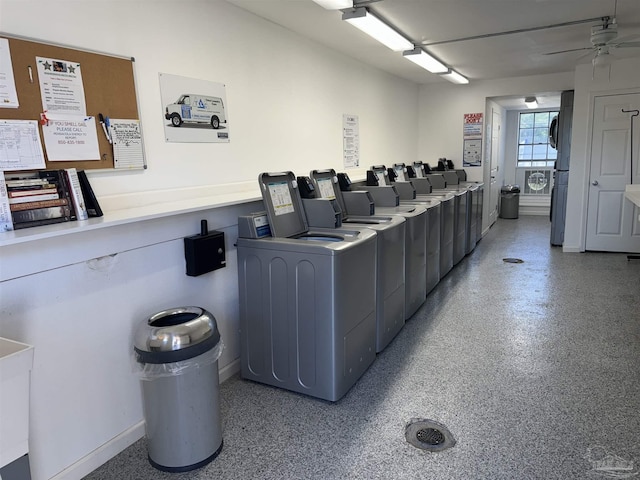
160 73 230 143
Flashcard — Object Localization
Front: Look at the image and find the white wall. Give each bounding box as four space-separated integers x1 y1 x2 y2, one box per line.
0 2 421 479
0 0 419 202
564 56 640 252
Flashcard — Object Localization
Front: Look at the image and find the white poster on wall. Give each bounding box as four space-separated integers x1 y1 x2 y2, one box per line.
160 73 229 143
343 114 359 168
0 38 19 108
463 138 482 166
36 56 87 116
41 116 100 161
463 112 483 138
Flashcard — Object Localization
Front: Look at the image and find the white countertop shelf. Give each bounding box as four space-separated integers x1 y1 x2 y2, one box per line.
0 187 262 248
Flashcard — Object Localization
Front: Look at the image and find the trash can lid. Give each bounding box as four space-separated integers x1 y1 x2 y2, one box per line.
501 184 520 193
133 307 220 364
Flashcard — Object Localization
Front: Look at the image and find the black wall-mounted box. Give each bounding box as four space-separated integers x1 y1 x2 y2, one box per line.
184 220 226 276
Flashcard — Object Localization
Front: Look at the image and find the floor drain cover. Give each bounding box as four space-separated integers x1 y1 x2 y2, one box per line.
503 258 524 263
405 419 456 452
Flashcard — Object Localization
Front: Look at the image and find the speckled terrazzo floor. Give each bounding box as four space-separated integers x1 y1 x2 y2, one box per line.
84 215 640 480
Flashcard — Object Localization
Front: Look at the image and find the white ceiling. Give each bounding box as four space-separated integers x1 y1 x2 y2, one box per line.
227 0 640 87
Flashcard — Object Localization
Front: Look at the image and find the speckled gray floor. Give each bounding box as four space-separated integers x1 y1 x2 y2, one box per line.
85 216 640 480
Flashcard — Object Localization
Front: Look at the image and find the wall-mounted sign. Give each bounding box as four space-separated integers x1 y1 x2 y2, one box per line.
463 112 483 166
343 114 359 168
463 138 482 166
463 112 483 138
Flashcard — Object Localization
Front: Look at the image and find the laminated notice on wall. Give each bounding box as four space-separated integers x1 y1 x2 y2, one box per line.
343 114 359 169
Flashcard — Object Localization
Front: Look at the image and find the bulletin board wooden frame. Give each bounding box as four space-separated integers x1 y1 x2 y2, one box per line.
1 33 141 170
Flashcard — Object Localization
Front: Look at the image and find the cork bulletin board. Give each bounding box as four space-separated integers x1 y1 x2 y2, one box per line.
1 33 140 170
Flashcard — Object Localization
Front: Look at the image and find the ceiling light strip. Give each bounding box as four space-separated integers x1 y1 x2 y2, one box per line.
312 0 353 9
340 6 469 83
402 47 448 73
439 69 469 85
342 7 413 52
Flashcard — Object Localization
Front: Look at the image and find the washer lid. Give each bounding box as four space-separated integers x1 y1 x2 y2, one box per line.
259 172 309 238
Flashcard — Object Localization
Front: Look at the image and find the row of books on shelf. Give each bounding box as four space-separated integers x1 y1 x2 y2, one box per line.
1 168 103 231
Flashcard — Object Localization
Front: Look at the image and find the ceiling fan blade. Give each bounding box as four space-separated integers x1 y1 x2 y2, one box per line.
614 41 640 48
611 33 640 44
543 46 593 55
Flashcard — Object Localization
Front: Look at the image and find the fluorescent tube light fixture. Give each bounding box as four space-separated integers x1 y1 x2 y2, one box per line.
403 47 448 74
312 0 353 9
342 7 413 52
439 69 469 85
524 96 538 108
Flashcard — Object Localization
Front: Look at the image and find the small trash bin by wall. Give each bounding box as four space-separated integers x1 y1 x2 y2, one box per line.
500 185 520 219
133 307 224 472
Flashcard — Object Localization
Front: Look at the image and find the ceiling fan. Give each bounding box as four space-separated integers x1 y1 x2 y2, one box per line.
543 15 640 66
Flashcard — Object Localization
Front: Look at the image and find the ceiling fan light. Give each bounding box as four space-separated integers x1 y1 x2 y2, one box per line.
403 47 449 73
439 69 469 85
312 0 353 9
524 96 538 109
593 51 613 67
342 7 413 52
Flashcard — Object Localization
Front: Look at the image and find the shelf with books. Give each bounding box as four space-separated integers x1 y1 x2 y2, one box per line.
1 169 102 232
0 178 262 252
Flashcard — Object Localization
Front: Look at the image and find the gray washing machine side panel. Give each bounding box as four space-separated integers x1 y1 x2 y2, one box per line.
391 198 444 290
428 189 468 265
426 203 441 294
476 184 484 241
465 185 479 253
237 234 377 402
372 206 427 319
337 217 406 352
409 194 454 279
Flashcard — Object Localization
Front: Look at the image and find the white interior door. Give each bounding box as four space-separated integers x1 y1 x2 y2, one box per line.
585 93 640 252
488 109 502 225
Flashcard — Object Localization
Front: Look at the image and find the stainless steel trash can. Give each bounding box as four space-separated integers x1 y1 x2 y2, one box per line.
133 307 223 472
500 185 520 219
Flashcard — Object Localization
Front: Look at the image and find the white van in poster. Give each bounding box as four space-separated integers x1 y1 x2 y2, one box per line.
165 94 226 129
160 73 229 143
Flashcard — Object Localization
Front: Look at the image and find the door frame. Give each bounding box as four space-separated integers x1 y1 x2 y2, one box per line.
577 87 640 251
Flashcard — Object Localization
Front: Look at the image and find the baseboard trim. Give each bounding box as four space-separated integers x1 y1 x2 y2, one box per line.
53 360 241 479
50 422 145 480
519 207 550 216
219 358 240 383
